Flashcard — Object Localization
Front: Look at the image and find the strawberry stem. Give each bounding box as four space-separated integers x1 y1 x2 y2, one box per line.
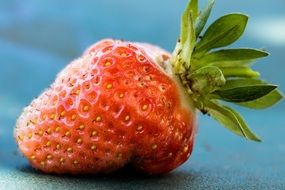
171 0 283 142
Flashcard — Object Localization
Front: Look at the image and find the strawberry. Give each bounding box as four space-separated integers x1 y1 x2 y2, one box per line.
15 0 283 175
15 40 195 174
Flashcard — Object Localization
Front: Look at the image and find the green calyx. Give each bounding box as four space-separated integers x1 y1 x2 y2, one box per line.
171 0 284 142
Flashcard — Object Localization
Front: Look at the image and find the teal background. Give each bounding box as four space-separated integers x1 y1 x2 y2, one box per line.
0 0 284 189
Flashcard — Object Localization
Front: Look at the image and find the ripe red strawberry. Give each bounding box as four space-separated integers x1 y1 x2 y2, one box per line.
15 0 283 175
15 39 196 174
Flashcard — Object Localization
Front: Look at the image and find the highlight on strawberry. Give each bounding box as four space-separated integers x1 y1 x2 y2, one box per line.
15 0 283 175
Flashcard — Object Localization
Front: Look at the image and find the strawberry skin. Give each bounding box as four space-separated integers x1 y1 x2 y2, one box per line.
15 39 196 174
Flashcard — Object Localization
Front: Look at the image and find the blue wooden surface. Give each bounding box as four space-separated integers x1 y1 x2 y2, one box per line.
0 0 284 189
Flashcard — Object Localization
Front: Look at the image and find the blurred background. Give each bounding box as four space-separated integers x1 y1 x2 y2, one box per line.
0 0 284 189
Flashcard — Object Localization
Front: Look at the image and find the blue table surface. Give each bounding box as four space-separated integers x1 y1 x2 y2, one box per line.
0 0 284 189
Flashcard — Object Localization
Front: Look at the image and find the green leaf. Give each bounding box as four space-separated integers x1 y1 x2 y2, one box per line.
212 78 283 108
195 0 215 37
225 106 261 142
218 78 276 89
188 66 225 94
173 1 196 72
213 81 277 102
220 78 264 88
238 89 284 109
205 100 261 141
220 67 260 78
199 48 269 66
211 60 254 68
195 13 248 52
189 0 199 21
180 2 196 45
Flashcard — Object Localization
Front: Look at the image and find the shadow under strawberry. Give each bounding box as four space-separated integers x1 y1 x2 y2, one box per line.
17 164 200 189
